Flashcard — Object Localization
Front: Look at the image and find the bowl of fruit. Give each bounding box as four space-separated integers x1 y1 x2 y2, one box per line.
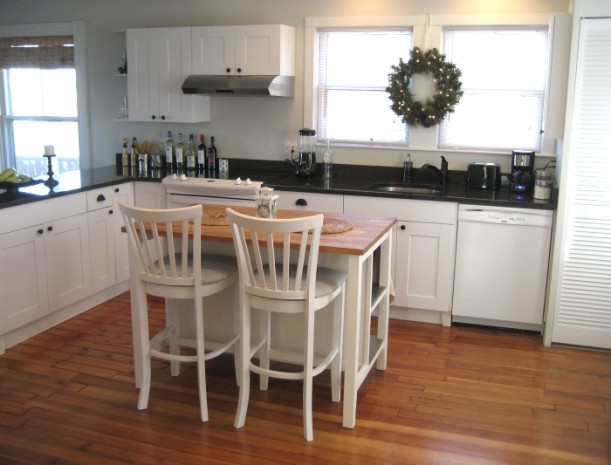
0 168 44 193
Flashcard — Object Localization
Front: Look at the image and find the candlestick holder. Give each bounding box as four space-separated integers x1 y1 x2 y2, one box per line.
43 154 59 187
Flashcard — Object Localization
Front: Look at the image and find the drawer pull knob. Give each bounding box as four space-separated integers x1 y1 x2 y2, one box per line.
296 198 307 206
37 228 44 235
97 194 106 202
400 225 406 231
109 209 114 215
47 226 53 232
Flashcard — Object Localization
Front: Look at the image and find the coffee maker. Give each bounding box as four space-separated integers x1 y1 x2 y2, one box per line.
510 150 535 192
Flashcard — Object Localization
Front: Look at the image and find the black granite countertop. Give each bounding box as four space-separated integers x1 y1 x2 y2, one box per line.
0 160 557 211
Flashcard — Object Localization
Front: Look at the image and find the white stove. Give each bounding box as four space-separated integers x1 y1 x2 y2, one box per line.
162 174 264 207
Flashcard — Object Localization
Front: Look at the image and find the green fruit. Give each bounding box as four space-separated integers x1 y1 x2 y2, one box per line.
17 174 32 183
0 168 16 182
5 175 20 183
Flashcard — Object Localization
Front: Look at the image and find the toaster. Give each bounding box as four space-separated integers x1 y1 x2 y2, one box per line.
466 162 501 190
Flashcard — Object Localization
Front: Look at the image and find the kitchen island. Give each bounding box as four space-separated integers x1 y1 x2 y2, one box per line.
127 203 396 429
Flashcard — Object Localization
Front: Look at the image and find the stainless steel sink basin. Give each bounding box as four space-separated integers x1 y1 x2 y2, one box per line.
368 182 442 194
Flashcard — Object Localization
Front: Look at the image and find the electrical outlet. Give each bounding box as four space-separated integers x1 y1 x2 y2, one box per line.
283 140 296 156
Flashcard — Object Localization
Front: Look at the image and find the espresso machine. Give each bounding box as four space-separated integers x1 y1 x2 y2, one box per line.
510 150 535 192
290 128 317 177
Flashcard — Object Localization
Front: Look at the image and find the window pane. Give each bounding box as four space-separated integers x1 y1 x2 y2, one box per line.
325 89 407 142
8 68 77 117
440 28 549 151
318 29 412 143
441 91 543 150
13 120 80 176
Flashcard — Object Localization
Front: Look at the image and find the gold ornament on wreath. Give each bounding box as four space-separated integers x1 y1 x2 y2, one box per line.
386 47 464 128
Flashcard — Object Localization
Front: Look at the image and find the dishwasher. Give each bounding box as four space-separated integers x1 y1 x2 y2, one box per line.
452 205 553 332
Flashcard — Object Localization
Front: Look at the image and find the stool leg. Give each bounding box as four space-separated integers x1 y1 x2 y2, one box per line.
167 299 181 376
235 295 251 429
258 309 270 391
194 297 209 422
303 308 315 441
135 286 152 410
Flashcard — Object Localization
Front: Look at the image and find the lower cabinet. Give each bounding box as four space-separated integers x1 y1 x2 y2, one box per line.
0 195 91 334
135 181 166 208
344 195 457 325
87 183 135 292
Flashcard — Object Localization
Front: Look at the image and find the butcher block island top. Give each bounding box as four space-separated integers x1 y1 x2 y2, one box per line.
147 203 397 256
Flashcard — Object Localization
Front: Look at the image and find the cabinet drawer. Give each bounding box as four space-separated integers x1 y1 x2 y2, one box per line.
86 183 132 211
0 193 87 235
277 191 343 213
345 195 457 224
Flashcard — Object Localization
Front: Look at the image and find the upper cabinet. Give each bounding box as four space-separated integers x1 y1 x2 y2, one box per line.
192 25 295 76
126 27 210 123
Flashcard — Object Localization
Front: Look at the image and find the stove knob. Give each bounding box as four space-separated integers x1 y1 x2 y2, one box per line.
179 173 187 180
235 177 242 185
171 173 178 180
245 178 252 185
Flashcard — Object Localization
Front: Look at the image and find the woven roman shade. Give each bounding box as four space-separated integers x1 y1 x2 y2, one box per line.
0 35 74 69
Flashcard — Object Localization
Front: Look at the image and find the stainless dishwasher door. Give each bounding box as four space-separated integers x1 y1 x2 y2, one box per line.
452 205 553 331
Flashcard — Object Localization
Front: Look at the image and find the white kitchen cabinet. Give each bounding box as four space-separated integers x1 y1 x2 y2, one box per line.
276 191 343 213
344 195 457 326
126 27 210 123
134 181 166 209
192 25 295 76
0 194 91 334
87 183 134 292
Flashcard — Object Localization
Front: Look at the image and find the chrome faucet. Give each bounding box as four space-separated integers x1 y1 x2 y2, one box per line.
421 156 448 190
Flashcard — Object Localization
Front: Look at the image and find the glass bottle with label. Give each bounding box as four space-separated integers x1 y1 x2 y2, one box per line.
197 134 206 172
175 132 185 172
207 136 217 173
185 134 196 171
165 130 174 172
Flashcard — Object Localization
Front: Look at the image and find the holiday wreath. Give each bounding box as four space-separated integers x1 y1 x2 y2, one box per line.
386 47 463 128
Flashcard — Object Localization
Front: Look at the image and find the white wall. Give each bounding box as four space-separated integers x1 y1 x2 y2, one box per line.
0 0 570 172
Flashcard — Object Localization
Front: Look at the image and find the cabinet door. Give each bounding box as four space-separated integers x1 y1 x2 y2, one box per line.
135 182 166 209
127 28 160 121
89 207 116 293
127 28 209 123
45 214 92 311
0 226 49 333
114 184 134 283
394 221 455 313
235 25 284 75
192 26 236 75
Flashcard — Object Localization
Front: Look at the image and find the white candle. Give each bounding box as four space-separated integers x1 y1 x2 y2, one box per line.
44 145 54 155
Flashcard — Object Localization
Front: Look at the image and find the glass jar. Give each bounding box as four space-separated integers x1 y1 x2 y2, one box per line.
534 169 553 200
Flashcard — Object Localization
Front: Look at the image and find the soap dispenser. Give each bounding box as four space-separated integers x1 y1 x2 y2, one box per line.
403 153 413 182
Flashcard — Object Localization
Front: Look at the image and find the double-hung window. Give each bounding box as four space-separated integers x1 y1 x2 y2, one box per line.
439 27 550 152
315 28 412 145
0 22 88 176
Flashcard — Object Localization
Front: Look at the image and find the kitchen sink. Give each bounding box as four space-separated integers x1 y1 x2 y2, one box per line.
368 182 442 194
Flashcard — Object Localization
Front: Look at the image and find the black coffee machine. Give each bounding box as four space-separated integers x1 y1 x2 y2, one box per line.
510 150 535 192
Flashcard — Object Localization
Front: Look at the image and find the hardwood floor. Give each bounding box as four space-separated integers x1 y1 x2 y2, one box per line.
1 292 610 465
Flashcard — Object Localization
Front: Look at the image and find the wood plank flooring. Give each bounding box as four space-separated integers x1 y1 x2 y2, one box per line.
1 292 610 464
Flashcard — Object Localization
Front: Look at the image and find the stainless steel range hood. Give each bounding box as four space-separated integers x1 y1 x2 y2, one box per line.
182 75 294 97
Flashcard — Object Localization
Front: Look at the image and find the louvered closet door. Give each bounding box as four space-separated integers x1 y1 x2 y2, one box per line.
551 16 611 348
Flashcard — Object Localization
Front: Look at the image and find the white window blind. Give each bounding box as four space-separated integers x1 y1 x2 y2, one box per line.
317 29 412 144
439 27 549 152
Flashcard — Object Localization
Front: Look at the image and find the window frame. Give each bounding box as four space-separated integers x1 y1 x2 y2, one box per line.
0 21 90 172
305 13 566 156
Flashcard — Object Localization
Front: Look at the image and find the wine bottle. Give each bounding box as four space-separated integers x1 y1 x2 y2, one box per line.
130 137 138 167
197 134 206 172
175 132 184 172
121 138 129 166
185 134 196 171
207 136 217 172
165 130 174 172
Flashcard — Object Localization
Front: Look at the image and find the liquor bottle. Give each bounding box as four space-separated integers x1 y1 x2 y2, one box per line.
185 134 196 171
121 138 129 166
165 130 174 172
207 136 217 172
197 134 206 172
175 132 185 172
130 137 138 167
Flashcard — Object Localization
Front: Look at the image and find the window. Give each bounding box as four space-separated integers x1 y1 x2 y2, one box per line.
439 27 550 152
0 23 88 176
316 28 412 145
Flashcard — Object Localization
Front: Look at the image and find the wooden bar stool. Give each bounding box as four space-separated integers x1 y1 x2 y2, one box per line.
119 201 238 422
226 208 346 441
